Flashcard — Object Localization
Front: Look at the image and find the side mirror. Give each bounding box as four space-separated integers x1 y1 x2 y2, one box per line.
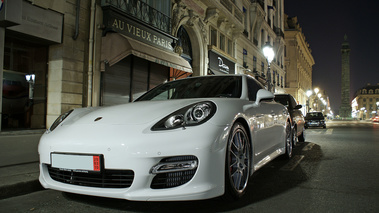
294 105 302 110
255 89 274 105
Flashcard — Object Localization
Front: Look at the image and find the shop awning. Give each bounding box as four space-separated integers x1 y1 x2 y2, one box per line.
101 33 192 73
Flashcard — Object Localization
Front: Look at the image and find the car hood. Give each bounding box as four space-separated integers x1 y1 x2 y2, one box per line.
61 99 219 127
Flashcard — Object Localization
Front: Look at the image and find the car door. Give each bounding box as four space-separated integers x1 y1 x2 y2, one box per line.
289 95 305 135
245 78 282 164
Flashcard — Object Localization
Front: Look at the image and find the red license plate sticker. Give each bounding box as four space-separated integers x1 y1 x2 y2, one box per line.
93 156 100 171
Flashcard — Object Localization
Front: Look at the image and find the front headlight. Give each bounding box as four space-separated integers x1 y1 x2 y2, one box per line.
48 109 74 132
152 101 216 131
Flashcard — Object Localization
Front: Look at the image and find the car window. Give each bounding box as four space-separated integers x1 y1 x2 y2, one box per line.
306 112 324 119
135 76 242 101
290 95 297 108
274 95 289 107
247 77 264 101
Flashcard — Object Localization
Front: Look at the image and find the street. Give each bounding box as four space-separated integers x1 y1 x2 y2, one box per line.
1 121 378 213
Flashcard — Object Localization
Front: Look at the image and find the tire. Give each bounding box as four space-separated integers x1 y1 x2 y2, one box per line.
223 122 251 201
298 128 305 142
284 121 293 159
292 126 298 147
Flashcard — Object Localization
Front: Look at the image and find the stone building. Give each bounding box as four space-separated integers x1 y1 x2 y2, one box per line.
236 0 286 93
352 83 379 120
284 15 314 113
0 0 288 131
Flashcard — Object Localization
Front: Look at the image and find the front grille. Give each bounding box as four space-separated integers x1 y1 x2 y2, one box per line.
47 165 134 188
151 156 198 189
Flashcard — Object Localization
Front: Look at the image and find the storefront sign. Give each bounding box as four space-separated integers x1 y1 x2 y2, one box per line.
103 9 175 52
208 50 235 74
7 1 63 44
0 0 22 27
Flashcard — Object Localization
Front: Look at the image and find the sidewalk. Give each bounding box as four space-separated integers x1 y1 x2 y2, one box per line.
0 130 45 199
0 162 43 199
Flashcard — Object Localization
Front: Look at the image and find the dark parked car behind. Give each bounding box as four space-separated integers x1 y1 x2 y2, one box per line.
305 112 326 128
274 94 305 146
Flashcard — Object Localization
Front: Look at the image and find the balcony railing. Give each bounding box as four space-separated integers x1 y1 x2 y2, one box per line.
101 0 171 34
220 0 243 24
251 0 264 10
253 38 258 46
273 26 285 38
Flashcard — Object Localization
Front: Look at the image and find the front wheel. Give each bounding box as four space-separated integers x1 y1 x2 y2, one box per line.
223 122 251 201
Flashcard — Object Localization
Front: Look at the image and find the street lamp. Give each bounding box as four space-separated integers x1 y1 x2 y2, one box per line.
306 89 312 113
25 74 35 100
314 88 319 95
262 42 275 92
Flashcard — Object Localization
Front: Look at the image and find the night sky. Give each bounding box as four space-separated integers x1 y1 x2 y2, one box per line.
285 0 379 115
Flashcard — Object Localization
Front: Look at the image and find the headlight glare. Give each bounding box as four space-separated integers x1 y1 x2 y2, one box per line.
152 101 216 131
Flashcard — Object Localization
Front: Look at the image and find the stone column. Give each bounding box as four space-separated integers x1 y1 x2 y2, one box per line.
339 34 352 118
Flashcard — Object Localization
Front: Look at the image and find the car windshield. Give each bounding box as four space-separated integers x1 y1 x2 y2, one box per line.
306 112 324 119
135 76 242 101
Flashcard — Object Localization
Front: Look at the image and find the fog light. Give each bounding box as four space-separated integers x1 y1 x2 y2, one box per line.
151 160 198 174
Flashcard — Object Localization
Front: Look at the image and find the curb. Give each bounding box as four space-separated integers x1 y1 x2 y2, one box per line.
0 180 44 200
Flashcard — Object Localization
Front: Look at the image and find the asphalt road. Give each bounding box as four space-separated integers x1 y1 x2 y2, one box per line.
1 121 378 213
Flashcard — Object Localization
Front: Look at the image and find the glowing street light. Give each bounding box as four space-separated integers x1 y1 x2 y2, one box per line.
262 42 275 92
25 74 36 99
314 88 319 95
306 90 313 97
306 89 313 113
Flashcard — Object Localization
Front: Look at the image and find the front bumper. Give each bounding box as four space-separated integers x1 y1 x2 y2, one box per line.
38 123 229 201
305 120 325 127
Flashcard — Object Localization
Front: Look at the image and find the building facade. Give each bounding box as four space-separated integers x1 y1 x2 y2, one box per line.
236 0 286 93
0 0 289 131
352 83 379 120
284 15 314 114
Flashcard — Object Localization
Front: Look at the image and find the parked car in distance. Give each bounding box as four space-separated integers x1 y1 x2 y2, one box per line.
304 111 326 128
372 116 379 122
274 94 305 145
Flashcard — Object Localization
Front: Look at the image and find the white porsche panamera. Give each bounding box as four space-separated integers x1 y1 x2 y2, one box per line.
38 74 292 201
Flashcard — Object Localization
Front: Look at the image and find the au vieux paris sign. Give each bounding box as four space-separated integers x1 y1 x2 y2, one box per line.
104 10 174 52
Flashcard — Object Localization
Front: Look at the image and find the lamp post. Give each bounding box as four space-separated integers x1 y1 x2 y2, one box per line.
262 42 275 92
25 74 35 100
306 89 312 113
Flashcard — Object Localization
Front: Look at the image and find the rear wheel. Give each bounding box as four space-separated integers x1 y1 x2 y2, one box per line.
292 126 298 146
298 127 305 142
285 121 293 159
224 122 251 200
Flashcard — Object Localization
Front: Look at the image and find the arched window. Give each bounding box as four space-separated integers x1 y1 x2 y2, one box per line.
177 26 192 65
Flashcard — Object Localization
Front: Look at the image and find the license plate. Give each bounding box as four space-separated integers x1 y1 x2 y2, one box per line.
51 153 101 172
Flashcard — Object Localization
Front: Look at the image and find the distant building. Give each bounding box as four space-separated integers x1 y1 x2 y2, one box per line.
339 35 352 118
352 83 379 120
284 15 314 114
